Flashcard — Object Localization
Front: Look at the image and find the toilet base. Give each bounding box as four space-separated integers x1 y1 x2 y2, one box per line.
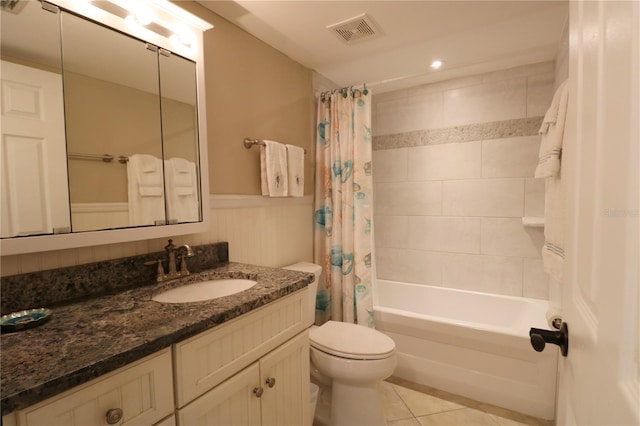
330 380 385 426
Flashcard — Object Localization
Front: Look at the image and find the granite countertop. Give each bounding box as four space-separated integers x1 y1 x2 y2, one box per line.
0 262 313 416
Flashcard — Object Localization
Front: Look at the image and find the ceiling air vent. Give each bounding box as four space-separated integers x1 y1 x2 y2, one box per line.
327 13 381 44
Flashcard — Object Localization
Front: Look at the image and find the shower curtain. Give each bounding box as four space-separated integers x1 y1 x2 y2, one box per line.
314 88 374 327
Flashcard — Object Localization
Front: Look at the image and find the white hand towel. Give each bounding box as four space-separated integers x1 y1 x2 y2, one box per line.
127 154 165 226
260 140 288 197
535 79 569 178
285 144 304 197
535 79 569 281
165 157 199 223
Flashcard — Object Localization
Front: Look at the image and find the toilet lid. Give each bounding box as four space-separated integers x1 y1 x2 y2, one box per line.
309 321 395 360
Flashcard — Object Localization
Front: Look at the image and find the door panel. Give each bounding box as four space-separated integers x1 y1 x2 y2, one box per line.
558 1 639 425
1 60 70 237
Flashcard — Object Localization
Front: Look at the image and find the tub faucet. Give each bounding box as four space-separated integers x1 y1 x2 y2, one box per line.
146 239 195 282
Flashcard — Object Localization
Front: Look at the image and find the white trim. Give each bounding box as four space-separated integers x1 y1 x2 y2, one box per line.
210 194 313 209
0 221 208 256
71 202 128 213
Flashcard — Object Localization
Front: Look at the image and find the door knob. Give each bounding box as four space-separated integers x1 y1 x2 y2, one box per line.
529 322 569 357
105 408 123 425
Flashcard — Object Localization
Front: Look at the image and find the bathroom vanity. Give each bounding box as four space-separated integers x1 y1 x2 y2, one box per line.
0 245 313 425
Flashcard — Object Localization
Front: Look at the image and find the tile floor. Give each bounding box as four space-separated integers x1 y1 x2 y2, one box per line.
313 377 554 426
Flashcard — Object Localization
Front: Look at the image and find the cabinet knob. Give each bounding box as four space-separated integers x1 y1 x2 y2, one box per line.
265 377 276 388
106 408 123 425
253 387 264 398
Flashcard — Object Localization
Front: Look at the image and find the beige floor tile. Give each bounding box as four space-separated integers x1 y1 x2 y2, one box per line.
380 382 414 422
393 384 465 417
417 408 500 426
387 418 422 426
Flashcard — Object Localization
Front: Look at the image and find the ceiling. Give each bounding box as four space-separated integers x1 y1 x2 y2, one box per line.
197 0 569 93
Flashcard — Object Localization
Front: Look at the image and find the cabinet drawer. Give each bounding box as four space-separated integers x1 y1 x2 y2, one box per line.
174 290 307 407
18 349 173 426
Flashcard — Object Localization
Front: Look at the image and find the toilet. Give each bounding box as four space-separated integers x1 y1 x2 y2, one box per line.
284 262 397 426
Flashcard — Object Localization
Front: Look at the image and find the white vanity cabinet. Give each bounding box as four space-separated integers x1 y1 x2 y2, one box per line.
15 349 174 426
174 290 311 425
4 288 312 426
178 332 310 426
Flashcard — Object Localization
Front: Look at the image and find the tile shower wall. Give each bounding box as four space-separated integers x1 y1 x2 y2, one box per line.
372 62 554 299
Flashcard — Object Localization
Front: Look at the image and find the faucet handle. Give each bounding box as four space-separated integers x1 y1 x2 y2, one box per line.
178 256 190 276
144 259 166 282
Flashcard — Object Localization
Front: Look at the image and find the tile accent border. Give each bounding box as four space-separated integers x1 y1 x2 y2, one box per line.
0 242 229 314
373 116 543 151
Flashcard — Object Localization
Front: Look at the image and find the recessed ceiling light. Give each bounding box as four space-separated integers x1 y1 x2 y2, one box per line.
431 60 443 69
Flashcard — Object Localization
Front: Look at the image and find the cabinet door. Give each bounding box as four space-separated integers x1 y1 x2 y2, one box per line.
174 290 307 407
178 363 261 426
260 332 310 426
18 350 173 426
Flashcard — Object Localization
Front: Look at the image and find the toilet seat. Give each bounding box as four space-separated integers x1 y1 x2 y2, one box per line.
309 321 395 360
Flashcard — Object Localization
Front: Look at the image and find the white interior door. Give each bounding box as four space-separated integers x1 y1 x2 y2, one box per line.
0 60 70 238
558 1 639 425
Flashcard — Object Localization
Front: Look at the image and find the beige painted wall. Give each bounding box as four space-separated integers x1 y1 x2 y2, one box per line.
175 1 315 195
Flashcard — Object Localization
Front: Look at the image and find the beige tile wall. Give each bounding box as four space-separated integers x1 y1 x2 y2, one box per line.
372 62 554 299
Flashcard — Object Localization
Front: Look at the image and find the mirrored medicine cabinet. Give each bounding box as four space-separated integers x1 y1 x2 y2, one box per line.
0 0 212 255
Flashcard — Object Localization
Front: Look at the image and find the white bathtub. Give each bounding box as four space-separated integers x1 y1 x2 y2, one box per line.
373 279 558 420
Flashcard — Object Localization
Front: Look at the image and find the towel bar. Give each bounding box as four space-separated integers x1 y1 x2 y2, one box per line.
68 152 129 163
244 138 306 154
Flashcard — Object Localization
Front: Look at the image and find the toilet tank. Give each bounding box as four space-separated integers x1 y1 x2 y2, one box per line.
283 262 322 327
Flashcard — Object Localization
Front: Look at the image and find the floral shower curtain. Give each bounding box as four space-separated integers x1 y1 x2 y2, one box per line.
314 88 374 327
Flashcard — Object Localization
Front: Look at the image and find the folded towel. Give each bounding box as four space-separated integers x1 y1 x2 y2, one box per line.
286 144 304 197
127 154 165 226
542 176 564 281
168 157 194 193
535 79 569 178
165 157 199 223
260 140 288 197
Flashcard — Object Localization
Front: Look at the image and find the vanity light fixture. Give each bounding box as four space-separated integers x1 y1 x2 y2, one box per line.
128 3 154 26
169 24 195 48
69 0 209 50
431 59 444 69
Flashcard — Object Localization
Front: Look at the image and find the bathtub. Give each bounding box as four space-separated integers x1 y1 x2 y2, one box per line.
373 279 558 420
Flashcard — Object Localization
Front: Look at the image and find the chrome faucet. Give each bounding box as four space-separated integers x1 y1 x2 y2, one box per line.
146 239 195 282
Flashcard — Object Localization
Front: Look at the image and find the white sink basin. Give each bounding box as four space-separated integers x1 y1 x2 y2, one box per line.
152 279 258 303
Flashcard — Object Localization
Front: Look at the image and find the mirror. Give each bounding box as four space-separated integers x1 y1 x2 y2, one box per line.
61 11 166 231
159 52 202 225
0 2 203 239
0 1 70 238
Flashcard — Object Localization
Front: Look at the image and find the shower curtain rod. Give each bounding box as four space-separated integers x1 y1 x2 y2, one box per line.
319 83 368 96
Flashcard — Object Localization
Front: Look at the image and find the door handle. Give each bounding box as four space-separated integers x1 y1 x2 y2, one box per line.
529 322 569 357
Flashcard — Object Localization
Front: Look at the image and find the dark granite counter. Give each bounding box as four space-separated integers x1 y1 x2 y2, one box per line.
0 260 313 416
